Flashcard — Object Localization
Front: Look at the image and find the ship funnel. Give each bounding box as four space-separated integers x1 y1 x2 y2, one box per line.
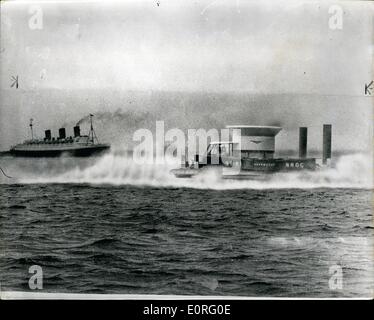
59 128 66 139
45 129 51 140
74 126 80 137
299 127 308 159
322 124 332 164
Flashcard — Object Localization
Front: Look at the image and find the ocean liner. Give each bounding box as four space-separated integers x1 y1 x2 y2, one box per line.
9 114 110 157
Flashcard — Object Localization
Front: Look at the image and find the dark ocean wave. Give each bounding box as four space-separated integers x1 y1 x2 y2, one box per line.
7 204 27 210
11 255 63 266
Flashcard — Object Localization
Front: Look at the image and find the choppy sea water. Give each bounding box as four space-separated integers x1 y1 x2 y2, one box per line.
0 152 373 297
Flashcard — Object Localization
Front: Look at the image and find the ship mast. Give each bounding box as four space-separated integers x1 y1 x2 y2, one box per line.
88 114 99 144
29 118 34 140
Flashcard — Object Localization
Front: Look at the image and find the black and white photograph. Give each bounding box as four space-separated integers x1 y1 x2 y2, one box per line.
0 0 373 303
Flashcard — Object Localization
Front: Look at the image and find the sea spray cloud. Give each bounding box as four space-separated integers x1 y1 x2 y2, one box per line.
16 152 373 190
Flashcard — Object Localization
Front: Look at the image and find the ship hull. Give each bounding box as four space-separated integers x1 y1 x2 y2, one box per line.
9 145 110 157
171 167 315 180
171 158 317 179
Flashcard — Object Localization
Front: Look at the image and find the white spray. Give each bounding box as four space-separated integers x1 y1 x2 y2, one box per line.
14 151 373 190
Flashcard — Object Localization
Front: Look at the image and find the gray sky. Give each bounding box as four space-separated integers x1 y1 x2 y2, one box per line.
1 0 372 93
0 0 373 151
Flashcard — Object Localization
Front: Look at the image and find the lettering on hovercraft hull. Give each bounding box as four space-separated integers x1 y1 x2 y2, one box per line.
241 158 316 171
